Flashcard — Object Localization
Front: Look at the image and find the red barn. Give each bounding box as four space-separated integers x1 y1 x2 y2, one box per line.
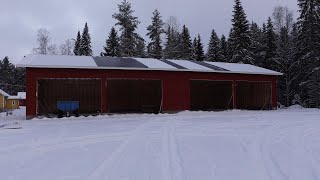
17 55 282 119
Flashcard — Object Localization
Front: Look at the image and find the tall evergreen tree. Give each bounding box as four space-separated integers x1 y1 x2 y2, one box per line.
113 0 140 57
179 25 192 59
206 29 221 61
250 22 265 66
80 23 92 56
164 26 181 59
264 17 277 69
229 0 252 64
220 35 228 62
101 27 121 57
146 9 165 59
135 35 146 58
275 27 299 107
192 35 205 61
74 31 81 56
297 0 320 106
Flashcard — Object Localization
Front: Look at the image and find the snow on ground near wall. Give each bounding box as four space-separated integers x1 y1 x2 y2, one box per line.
1 108 320 180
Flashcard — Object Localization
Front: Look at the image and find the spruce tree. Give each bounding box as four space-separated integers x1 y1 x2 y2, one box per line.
229 0 252 64
275 27 299 107
220 35 228 62
250 22 265 66
135 35 146 58
146 9 165 59
113 0 140 57
102 27 121 57
195 34 205 61
80 23 92 56
206 29 221 61
74 31 81 56
297 0 320 107
264 17 277 69
164 26 181 59
179 25 192 60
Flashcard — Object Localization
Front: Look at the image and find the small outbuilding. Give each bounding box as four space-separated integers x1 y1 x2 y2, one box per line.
0 89 10 112
6 96 20 110
17 55 282 119
17 92 26 106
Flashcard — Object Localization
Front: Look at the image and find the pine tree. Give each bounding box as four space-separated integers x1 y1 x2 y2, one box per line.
113 0 140 57
206 29 221 61
179 25 192 59
101 27 121 57
229 0 252 64
220 35 228 62
74 31 81 56
264 17 277 69
192 37 198 61
146 9 165 59
80 23 92 56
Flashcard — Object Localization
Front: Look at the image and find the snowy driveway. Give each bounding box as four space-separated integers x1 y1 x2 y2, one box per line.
1 108 320 180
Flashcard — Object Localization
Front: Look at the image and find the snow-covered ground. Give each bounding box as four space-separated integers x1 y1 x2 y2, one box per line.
1 107 320 180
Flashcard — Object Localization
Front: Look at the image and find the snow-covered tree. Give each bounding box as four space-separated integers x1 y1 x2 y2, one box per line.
134 35 146 58
80 23 92 56
179 25 192 60
206 29 221 61
74 31 81 56
101 27 121 57
146 9 165 59
297 0 320 107
220 35 228 62
275 27 299 106
228 0 252 64
192 34 205 61
113 0 140 57
250 22 265 66
272 6 294 34
164 26 181 59
32 28 57 55
264 17 277 69
60 39 74 56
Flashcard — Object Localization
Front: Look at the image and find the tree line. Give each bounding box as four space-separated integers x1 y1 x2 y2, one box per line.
2 0 320 108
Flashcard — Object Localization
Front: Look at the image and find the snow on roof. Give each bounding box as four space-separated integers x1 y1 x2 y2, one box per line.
17 92 26 99
17 55 282 76
134 58 177 70
17 55 97 68
206 62 283 76
167 60 212 71
7 96 20 100
0 89 10 97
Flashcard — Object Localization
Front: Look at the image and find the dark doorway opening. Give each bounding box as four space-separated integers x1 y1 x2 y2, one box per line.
37 79 102 116
106 79 162 113
190 80 233 111
236 81 272 110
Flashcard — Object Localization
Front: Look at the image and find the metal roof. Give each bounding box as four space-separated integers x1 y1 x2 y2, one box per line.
17 55 282 76
0 89 10 97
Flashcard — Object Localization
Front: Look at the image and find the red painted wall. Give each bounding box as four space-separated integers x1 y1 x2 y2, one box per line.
26 68 278 119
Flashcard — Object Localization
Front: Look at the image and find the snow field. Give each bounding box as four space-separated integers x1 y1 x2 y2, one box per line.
1 108 320 180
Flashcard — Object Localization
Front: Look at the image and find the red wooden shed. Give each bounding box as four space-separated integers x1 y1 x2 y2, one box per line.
17 55 282 119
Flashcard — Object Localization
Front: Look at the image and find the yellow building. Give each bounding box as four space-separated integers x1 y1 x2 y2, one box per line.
0 89 10 111
5 96 20 110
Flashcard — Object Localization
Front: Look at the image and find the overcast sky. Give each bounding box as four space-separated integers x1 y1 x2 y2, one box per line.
1 0 298 64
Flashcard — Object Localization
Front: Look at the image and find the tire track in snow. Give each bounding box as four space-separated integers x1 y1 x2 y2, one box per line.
161 119 185 180
87 119 155 180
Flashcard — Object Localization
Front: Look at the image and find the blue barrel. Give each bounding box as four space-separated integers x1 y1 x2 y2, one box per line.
57 101 80 112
